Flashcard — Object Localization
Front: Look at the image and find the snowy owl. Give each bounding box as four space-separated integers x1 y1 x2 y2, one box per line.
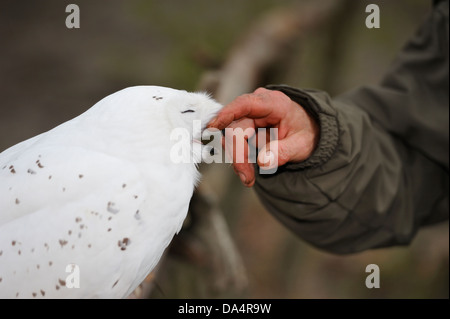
0 86 222 298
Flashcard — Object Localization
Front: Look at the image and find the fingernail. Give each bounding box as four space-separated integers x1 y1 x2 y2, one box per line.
208 117 218 127
259 150 275 167
238 172 247 184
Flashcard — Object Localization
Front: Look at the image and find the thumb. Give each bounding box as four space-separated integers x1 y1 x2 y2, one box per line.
257 135 303 171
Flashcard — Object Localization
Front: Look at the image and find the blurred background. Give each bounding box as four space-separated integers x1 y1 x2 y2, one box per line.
0 0 447 298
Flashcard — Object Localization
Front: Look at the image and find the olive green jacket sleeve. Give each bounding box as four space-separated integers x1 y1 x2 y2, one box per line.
255 1 449 254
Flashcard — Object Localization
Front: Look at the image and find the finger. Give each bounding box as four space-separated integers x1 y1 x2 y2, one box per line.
257 140 280 171
225 134 255 187
222 124 256 187
251 125 278 151
233 117 258 149
208 88 287 130
233 162 255 187
257 133 310 171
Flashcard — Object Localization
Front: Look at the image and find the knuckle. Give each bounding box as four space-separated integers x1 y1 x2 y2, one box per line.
253 87 268 94
269 89 289 102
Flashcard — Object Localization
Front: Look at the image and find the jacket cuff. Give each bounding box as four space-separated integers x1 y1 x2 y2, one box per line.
265 84 339 170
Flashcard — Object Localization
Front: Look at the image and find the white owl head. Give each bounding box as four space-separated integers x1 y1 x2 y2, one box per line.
86 86 223 165
160 88 223 165
164 90 222 140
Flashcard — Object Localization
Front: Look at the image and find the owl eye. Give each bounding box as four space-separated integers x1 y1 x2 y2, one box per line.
181 109 195 114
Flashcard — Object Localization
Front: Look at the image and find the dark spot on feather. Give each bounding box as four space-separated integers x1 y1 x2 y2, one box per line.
62 187 66 192
68 230 72 236
107 228 111 232
58 279 66 287
36 264 40 269
48 175 52 180
9 165 16 174
11 240 16 246
49 261 53 266
55 285 60 290
32 292 37 298
88 244 92 248
78 174 83 179
112 280 119 288
15 198 20 205
118 237 131 251
36 160 44 168
40 290 45 296
18 250 21 255
122 183 126 188
27 169 36 175
134 210 141 220
59 239 68 248
75 217 82 223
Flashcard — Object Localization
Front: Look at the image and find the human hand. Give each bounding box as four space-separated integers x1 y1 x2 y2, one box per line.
207 87 319 187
